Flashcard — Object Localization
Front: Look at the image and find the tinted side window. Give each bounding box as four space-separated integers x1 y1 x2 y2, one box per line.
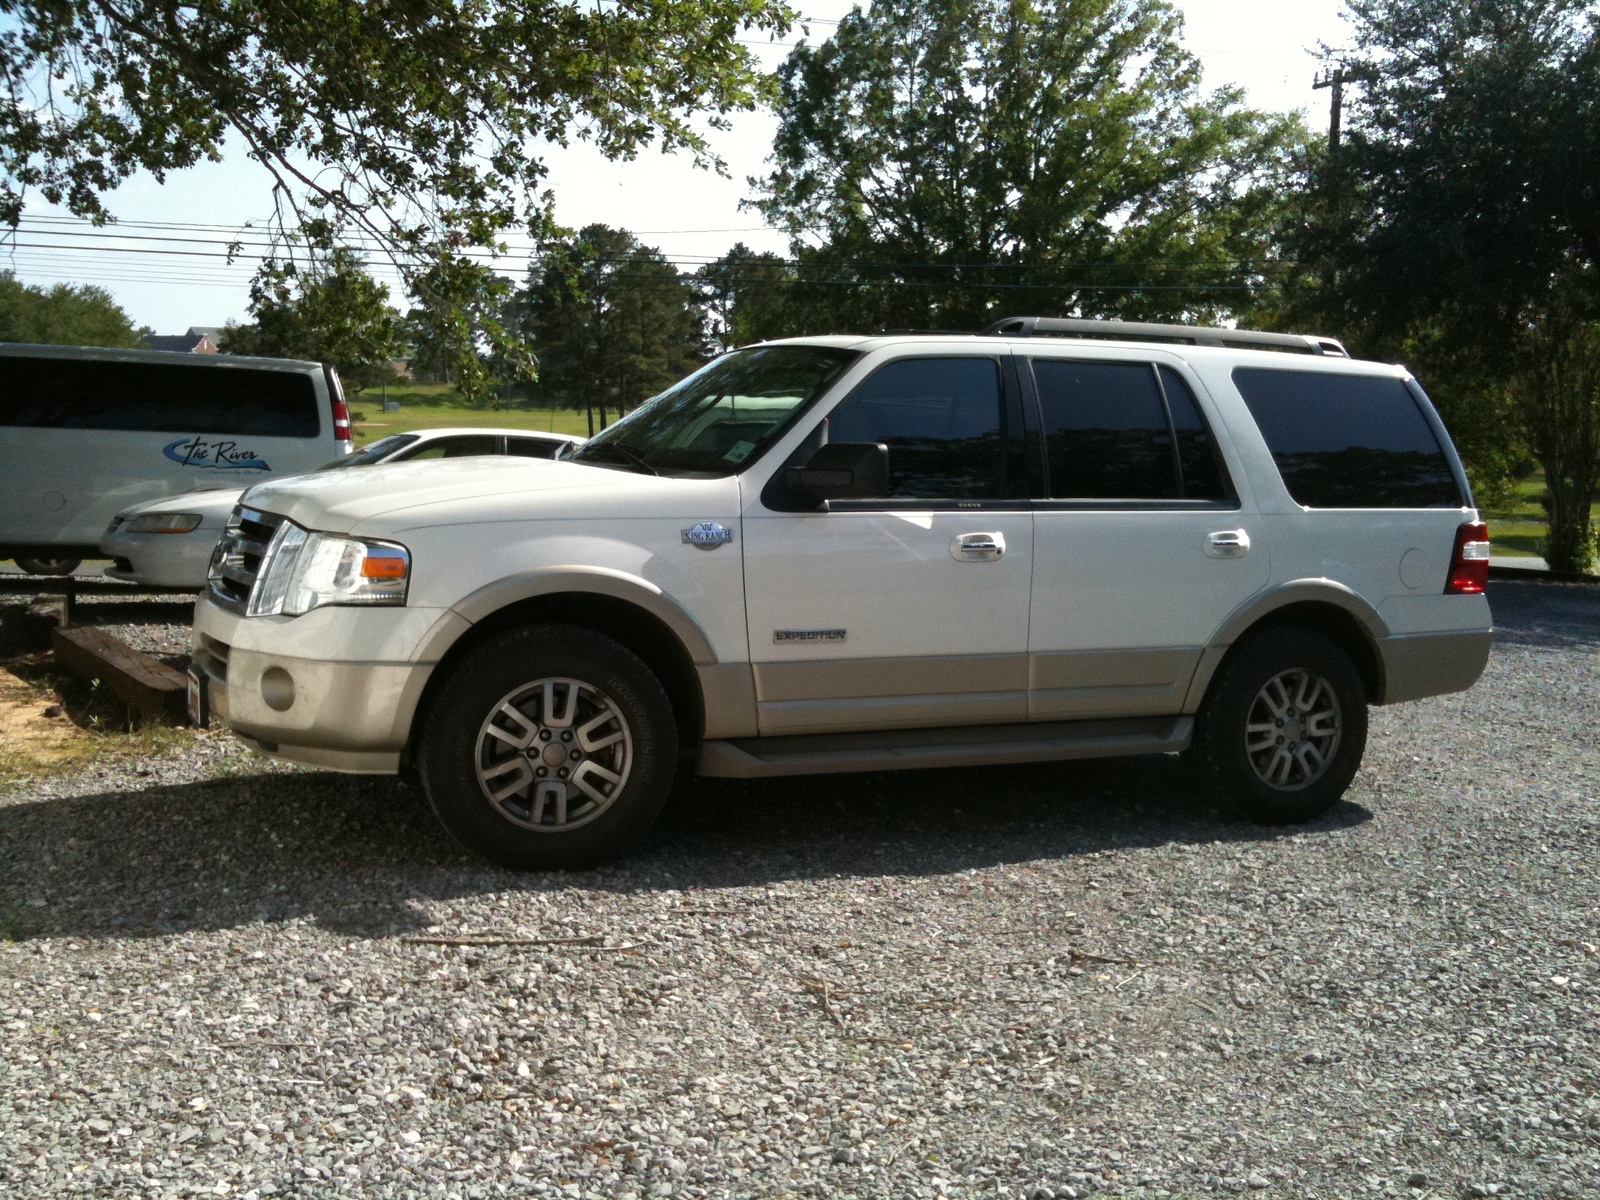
826 358 1004 499
400 435 499 460
0 356 320 437
1159 367 1229 501
1033 360 1175 499
1233 369 1462 508
506 437 564 459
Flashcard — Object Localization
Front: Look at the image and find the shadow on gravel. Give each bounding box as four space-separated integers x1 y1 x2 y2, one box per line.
1489 578 1600 650
0 754 1369 942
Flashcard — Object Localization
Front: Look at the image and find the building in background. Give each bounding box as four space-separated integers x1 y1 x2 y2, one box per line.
138 327 220 354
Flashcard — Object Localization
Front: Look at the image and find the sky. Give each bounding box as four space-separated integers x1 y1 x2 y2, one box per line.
1 0 1351 333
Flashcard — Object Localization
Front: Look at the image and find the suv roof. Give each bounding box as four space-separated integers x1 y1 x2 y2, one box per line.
759 317 1351 359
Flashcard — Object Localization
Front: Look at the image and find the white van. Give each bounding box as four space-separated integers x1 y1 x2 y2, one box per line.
0 344 349 572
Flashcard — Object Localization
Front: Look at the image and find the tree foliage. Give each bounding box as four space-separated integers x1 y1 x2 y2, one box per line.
219 249 404 393
753 0 1306 332
1 0 793 381
0 270 143 346
514 225 703 432
1285 0 1600 545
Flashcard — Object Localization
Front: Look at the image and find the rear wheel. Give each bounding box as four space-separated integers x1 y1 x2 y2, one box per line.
1194 627 1368 824
14 556 81 576
416 624 678 869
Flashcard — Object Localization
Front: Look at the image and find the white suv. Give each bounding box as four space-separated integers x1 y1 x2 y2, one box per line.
190 319 1493 868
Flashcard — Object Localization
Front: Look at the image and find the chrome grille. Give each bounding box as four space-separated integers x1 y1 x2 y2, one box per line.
208 506 286 614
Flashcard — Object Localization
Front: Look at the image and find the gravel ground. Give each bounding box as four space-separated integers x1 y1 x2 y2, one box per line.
1 579 1597 1200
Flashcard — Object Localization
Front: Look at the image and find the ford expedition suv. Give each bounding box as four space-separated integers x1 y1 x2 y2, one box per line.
190 318 1493 868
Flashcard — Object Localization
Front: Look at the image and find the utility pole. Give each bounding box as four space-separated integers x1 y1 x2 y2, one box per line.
1313 67 1345 152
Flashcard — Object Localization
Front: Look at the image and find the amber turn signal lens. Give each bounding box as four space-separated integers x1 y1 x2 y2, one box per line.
361 554 408 579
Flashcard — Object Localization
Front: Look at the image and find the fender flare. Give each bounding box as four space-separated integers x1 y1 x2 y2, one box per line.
415 565 720 666
1183 579 1390 712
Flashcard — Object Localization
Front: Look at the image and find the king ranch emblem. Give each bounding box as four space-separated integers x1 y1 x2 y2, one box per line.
682 521 734 550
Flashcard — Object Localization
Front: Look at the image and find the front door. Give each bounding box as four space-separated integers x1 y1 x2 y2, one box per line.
1025 355 1271 719
742 354 1033 736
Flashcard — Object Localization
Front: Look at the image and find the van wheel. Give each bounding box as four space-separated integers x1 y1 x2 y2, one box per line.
14 556 80 576
416 624 677 869
1193 627 1368 825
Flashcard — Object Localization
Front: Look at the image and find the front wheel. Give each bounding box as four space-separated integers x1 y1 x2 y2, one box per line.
416 625 679 869
1193 627 1368 825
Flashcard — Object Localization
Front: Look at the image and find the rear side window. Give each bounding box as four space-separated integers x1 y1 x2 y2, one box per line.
1031 360 1231 502
826 357 1005 499
1034 361 1172 499
1233 369 1461 508
0 355 320 437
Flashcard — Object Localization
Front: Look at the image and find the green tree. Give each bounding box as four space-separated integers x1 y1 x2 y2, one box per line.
515 226 704 433
753 0 1305 332
1284 0 1600 555
696 244 798 349
2 0 794 383
1509 319 1600 573
219 249 404 393
0 272 144 347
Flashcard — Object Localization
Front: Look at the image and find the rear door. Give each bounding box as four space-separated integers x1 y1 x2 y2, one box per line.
1026 354 1270 719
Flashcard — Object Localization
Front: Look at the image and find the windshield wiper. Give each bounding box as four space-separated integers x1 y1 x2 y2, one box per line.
581 441 659 476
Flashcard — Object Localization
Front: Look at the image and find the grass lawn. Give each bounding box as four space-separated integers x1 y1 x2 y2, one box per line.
345 383 593 445
1478 471 1599 559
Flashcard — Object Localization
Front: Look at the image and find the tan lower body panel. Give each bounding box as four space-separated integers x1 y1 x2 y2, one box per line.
750 649 1200 734
1377 629 1492 704
698 714 1193 778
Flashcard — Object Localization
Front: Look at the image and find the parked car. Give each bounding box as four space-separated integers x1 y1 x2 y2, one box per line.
1 343 351 577
102 428 583 590
190 317 1493 869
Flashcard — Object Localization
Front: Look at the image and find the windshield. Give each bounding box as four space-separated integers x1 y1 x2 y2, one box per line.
319 433 419 469
566 345 861 476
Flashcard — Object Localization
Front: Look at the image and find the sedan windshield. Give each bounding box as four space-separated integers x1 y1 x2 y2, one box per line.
319 433 419 469
566 345 860 477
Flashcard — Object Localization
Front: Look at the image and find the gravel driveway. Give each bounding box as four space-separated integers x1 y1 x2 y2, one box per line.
1 579 1597 1200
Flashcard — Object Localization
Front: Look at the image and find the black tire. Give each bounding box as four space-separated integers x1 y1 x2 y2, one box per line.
416 624 678 869
1193 626 1368 825
14 556 81 576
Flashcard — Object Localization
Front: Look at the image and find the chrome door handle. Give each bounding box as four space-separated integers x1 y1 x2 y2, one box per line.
1205 529 1251 558
952 532 1006 561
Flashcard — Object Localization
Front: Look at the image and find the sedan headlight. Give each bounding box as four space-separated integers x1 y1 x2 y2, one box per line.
125 512 204 534
246 523 410 616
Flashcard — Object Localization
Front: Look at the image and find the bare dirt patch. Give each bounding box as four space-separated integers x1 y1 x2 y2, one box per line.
0 666 92 779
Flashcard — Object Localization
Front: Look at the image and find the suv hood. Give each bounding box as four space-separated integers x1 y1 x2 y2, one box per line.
239 456 719 535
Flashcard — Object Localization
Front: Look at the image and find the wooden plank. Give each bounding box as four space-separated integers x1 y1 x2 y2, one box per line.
51 625 188 721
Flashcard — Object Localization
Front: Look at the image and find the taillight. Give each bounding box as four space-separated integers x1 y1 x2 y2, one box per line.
331 394 352 447
1445 520 1490 594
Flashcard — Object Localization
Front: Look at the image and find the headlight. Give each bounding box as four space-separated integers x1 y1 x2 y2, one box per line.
246 523 410 616
125 512 204 534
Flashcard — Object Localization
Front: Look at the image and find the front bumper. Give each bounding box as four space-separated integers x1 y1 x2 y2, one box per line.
192 597 461 774
100 529 218 591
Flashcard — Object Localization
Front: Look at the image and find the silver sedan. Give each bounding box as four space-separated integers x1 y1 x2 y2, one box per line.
100 427 582 590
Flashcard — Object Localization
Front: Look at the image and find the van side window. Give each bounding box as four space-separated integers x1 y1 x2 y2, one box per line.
1 357 320 438
1232 368 1462 508
825 358 1005 500
1159 367 1229 501
1032 360 1176 500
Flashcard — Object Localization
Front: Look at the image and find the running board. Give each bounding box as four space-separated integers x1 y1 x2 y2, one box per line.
696 715 1193 779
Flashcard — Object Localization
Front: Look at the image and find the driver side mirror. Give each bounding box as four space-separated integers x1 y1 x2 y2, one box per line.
784 441 890 504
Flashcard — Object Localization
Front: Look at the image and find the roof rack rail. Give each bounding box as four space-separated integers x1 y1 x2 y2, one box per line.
980 316 1349 358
